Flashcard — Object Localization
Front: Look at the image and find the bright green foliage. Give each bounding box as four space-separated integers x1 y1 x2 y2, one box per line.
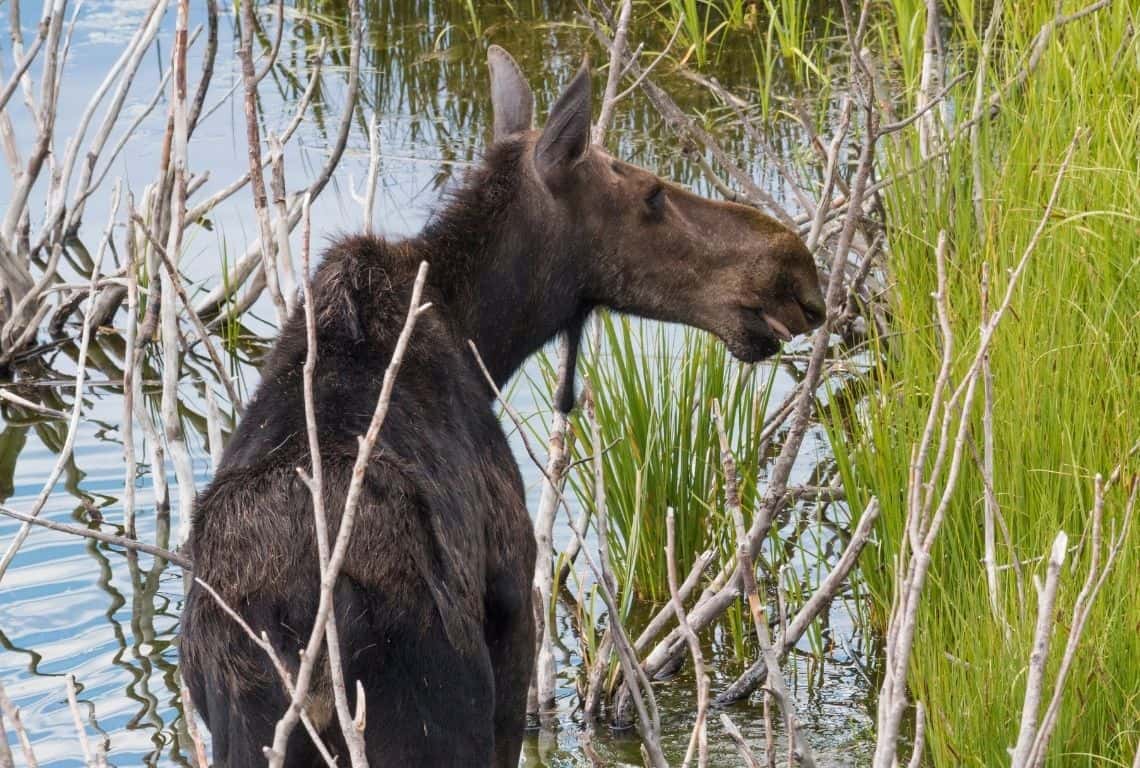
568 315 776 606
832 0 1140 763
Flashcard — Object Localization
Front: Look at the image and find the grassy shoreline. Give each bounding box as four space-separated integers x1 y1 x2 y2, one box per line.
836 0 1140 762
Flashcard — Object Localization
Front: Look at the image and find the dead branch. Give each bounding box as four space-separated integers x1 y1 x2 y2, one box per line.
667 508 709 768
266 260 429 766
293 192 369 766
0 678 36 768
0 505 190 567
0 181 119 583
1010 532 1068 767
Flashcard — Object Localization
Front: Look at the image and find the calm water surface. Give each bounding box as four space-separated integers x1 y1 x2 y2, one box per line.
1 1 874 764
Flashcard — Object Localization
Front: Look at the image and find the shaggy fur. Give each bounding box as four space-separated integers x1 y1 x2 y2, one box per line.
182 142 550 767
181 48 825 768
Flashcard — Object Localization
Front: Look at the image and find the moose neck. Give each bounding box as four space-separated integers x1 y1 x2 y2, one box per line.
416 141 587 389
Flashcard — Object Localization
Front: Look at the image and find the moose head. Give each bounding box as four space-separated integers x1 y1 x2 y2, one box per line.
485 46 825 385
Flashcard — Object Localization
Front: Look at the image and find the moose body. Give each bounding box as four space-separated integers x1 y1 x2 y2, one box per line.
181 47 825 767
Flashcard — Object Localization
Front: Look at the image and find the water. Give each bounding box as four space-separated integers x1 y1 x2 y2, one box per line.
1 1 873 764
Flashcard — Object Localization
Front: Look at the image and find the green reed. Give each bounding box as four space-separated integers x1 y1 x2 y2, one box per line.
563 315 775 606
828 0 1140 762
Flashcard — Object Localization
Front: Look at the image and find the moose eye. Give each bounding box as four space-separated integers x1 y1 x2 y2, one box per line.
645 184 666 214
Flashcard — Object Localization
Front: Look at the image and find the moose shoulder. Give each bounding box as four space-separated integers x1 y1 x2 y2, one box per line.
180 46 824 767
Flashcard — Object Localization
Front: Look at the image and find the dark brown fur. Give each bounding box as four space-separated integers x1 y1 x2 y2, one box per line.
180 48 824 767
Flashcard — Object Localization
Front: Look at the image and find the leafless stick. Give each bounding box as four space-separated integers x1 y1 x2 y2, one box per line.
581 389 667 768
720 714 762 768
613 16 683 102
632 547 714 653
186 0 218 134
252 0 286 84
65 674 93 765
180 680 210 768
36 0 171 255
0 505 191 567
303 0 361 205
714 403 816 768
979 263 1004 626
0 389 67 418
0 20 47 113
0 678 36 768
269 133 298 314
667 509 708 768
192 578 337 766
781 498 879 648
582 628 614 723
237 0 288 326
530 346 572 717
873 130 1079 765
204 383 225 469
593 0 632 143
185 38 326 226
686 71 815 216
0 0 65 247
351 111 382 232
135 214 243 413
906 702 926 768
1025 478 1137 767
0 181 117 582
121 211 139 535
191 30 345 320
468 340 554 484
970 0 1003 232
1010 532 1067 768
293 193 369 766
0 704 14 767
162 0 198 545
990 0 1110 118
267 260 429 766
915 0 945 159
944 129 1082 425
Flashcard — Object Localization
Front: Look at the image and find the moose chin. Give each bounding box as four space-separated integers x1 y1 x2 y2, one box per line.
180 45 825 768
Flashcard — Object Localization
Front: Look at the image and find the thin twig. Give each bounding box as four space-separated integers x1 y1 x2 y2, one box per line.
266 260 429 765
0 505 191 567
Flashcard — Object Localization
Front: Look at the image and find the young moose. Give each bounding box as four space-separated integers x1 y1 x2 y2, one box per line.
181 47 825 766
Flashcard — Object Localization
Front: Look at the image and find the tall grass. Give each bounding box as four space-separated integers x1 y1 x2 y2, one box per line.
566 316 775 606
831 0 1140 763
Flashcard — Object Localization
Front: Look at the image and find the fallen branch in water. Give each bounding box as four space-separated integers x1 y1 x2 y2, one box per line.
0 505 190 568
0 183 120 584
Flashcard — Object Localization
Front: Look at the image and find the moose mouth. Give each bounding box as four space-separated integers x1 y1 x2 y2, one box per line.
721 306 792 363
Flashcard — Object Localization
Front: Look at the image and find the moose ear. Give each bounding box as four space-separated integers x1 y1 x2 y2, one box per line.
488 45 534 141
535 58 592 181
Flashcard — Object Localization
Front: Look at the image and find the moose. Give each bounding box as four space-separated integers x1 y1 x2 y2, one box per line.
180 46 825 767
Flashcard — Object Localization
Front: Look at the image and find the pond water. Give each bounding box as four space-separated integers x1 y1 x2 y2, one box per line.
0 1 874 764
